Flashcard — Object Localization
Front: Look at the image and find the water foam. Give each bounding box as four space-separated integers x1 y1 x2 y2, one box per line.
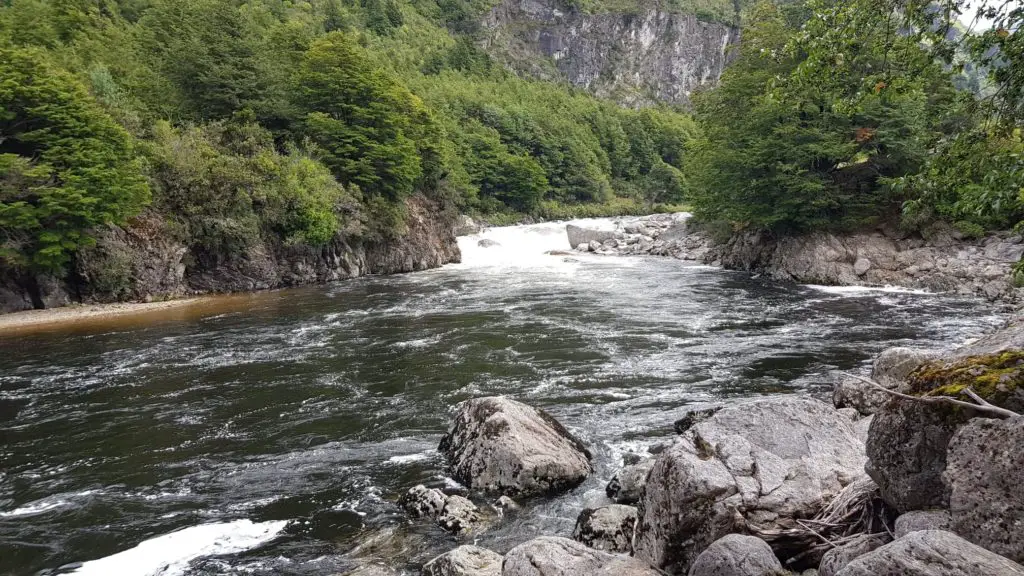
454 217 622 269
69 519 287 576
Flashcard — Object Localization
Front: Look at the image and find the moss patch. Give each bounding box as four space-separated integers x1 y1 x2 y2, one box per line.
907 351 1024 408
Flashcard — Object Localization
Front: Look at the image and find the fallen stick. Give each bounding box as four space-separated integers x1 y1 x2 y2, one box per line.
839 372 1021 419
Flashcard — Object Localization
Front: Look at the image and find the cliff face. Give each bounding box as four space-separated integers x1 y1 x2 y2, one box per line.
0 195 461 313
483 0 738 106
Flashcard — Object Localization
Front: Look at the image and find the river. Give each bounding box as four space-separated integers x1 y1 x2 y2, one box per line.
0 218 1007 576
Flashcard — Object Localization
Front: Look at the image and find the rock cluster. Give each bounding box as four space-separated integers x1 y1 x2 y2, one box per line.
399 485 482 533
569 214 715 262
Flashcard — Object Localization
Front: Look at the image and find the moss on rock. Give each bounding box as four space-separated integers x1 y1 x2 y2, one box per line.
906 351 1024 411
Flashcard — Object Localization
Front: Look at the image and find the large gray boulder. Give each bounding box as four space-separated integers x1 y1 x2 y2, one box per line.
865 401 964 512
455 215 483 236
634 397 866 574
872 347 932 392
835 530 1024 576
423 545 503 576
686 534 784 576
818 534 889 576
894 510 952 538
567 225 615 248
606 458 655 504
572 504 637 553
502 536 657 576
439 397 592 497
945 417 1024 562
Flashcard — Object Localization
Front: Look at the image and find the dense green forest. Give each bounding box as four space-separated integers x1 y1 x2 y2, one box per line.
688 0 1024 237
2 0 1024 287
0 0 698 279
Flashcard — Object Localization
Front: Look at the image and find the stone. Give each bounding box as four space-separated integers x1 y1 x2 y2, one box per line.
567 225 616 248
635 397 866 574
894 510 952 538
576 243 590 252
818 534 889 576
502 536 610 576
606 458 655 504
439 397 592 497
853 258 872 276
673 407 721 433
945 417 1024 562
455 215 482 236
834 530 1024 576
832 375 890 416
399 485 480 534
572 504 637 553
871 348 932 392
494 495 520 512
502 537 657 576
589 240 602 252
423 545 503 576
400 485 447 518
343 565 399 576
686 534 784 576
477 239 501 248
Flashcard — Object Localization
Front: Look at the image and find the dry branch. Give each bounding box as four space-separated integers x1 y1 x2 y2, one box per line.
839 372 1021 419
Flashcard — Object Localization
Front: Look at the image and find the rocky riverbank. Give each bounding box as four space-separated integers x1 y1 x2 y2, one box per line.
0 195 460 314
359 315 1024 576
567 214 1024 302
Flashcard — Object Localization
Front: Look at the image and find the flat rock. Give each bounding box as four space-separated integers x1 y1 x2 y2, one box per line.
572 504 637 553
606 458 655 504
567 225 615 248
502 536 611 576
894 510 952 538
835 530 1024 575
439 397 592 497
945 417 1024 562
423 545 503 576
635 397 866 574
687 534 784 576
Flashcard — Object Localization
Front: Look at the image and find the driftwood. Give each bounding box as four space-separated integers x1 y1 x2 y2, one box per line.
746 476 896 569
839 372 1021 419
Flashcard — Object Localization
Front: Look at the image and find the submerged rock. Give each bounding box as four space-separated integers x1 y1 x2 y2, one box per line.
572 504 637 553
438 397 592 497
478 239 501 248
635 397 865 574
945 416 1024 562
835 530 1024 576
606 458 655 505
673 407 720 433
423 545 503 576
687 534 784 576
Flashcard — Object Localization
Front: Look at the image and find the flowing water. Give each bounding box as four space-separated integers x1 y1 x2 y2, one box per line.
0 218 1008 576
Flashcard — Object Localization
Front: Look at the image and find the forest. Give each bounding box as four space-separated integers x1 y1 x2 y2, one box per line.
2 0 1023 286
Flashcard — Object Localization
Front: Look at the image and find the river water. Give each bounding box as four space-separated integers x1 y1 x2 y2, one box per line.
0 218 1007 576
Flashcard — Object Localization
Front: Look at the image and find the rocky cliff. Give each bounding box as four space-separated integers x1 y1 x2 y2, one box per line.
482 0 738 106
0 195 461 314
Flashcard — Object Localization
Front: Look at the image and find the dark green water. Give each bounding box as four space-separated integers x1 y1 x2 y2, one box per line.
0 220 1006 575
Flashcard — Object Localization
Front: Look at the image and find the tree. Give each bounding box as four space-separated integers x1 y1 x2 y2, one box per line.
293 32 425 202
0 48 149 279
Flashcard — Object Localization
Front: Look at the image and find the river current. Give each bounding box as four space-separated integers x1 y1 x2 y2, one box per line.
0 218 1007 576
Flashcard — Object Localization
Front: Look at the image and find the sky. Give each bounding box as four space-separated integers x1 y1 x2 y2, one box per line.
957 1 1019 31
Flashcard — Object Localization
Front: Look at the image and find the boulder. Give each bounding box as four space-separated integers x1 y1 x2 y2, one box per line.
503 537 657 576
635 397 866 574
853 258 872 277
894 510 952 538
834 530 1024 576
343 566 400 576
871 348 931 392
945 416 1024 562
399 485 480 534
439 397 592 497
686 534 784 576
818 534 889 576
606 458 655 505
423 545 503 576
477 239 501 248
832 375 889 416
455 215 482 237
572 504 637 553
567 225 615 248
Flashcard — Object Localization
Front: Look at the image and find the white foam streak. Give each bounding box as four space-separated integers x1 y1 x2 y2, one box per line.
69 519 287 576
805 284 935 296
